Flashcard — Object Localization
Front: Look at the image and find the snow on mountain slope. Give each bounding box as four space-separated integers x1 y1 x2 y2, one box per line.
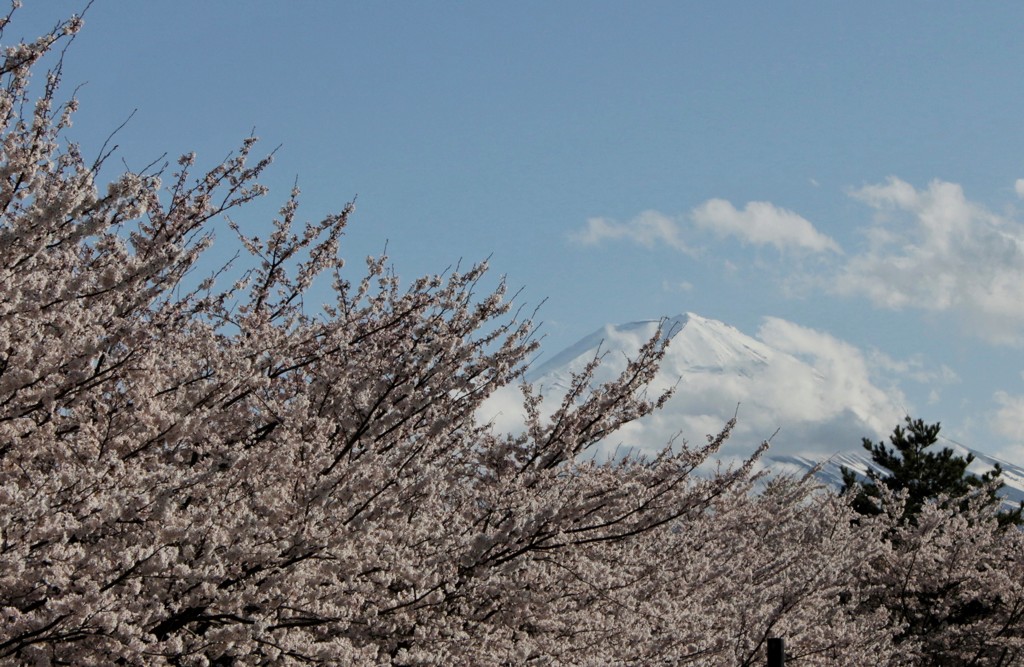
526 313 774 387
774 445 1024 513
518 312 902 462
484 312 1024 506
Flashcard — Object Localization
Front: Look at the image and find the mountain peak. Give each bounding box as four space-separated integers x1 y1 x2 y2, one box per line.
526 312 773 388
505 312 1024 508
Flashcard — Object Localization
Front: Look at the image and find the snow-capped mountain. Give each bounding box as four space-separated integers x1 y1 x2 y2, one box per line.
515 313 1024 508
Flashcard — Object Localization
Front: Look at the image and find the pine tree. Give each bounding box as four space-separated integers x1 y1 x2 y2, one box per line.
841 416 1022 525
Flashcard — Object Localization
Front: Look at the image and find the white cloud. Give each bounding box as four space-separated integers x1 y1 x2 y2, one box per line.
569 210 694 254
755 317 906 438
990 391 1024 462
1015 179 1024 199
691 198 841 253
476 383 530 435
836 177 1024 345
867 350 959 387
992 391 1024 440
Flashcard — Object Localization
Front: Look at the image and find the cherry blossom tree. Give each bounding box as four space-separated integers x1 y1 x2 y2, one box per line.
852 485 1024 666
0 9 744 664
509 473 905 666
3 7 1023 666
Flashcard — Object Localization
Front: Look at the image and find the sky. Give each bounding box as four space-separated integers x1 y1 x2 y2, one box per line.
13 2 1024 463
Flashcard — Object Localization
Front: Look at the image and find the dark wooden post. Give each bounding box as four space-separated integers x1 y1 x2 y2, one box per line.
767 637 785 667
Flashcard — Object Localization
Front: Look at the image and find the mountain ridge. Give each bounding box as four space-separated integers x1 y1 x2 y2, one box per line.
522 312 1024 509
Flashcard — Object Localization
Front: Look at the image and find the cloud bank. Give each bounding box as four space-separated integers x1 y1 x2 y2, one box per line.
573 177 1024 346
835 177 1024 345
569 200 840 255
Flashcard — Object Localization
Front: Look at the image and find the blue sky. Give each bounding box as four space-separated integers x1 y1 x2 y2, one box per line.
16 2 1024 461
